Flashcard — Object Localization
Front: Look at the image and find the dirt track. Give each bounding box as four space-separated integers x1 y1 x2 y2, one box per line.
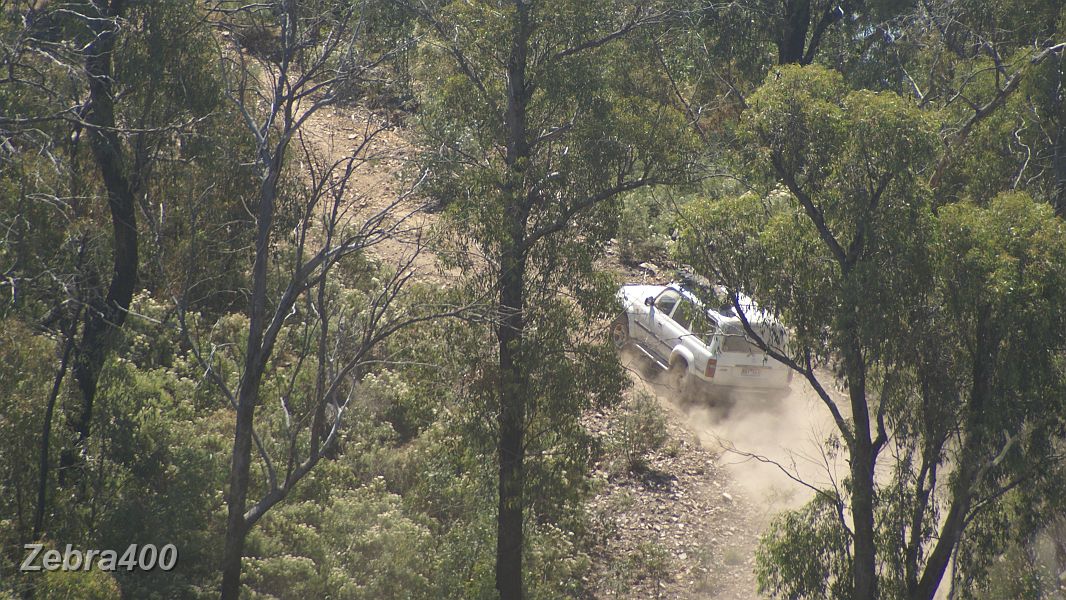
675 375 847 516
615 349 851 599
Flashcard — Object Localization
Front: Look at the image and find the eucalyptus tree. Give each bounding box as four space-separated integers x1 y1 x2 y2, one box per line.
193 2 464 598
677 65 1066 599
405 0 700 597
906 0 1066 214
0 0 255 549
0 0 143 483
785 0 1066 215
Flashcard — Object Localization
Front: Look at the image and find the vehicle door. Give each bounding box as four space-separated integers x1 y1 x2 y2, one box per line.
638 288 679 358
686 311 717 380
654 297 697 360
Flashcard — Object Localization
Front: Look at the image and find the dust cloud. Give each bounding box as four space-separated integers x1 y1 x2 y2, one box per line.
620 348 849 518
617 348 861 599
618 349 976 600
687 385 846 515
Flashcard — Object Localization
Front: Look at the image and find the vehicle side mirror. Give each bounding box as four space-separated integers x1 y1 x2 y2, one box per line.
644 296 655 307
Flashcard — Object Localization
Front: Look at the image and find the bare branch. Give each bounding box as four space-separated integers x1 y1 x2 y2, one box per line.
552 6 668 61
930 42 1066 189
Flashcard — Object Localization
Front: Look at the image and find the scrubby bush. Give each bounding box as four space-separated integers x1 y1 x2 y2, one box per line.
606 391 669 474
34 568 121 600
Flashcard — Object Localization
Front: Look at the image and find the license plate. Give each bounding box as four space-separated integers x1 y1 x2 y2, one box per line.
741 367 762 376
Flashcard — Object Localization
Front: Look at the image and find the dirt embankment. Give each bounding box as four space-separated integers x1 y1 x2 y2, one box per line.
299 105 449 282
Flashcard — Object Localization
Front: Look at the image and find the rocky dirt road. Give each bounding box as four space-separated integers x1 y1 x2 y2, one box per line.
584 349 847 599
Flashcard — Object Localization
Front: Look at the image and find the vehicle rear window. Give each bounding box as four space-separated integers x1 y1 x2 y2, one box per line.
721 335 760 354
720 322 763 354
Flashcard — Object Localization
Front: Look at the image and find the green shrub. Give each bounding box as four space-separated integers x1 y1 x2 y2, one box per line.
617 194 670 266
243 479 439 600
34 568 121 600
606 392 669 473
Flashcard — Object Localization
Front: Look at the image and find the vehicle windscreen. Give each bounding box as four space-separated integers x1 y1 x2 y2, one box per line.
655 289 680 314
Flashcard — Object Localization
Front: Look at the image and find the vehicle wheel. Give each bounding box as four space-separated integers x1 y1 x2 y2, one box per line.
668 358 689 394
610 315 630 350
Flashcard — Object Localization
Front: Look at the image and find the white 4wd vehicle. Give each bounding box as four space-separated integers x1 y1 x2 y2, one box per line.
612 283 792 399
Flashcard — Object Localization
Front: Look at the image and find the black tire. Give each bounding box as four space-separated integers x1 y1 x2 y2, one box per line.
610 315 630 350
668 357 689 393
